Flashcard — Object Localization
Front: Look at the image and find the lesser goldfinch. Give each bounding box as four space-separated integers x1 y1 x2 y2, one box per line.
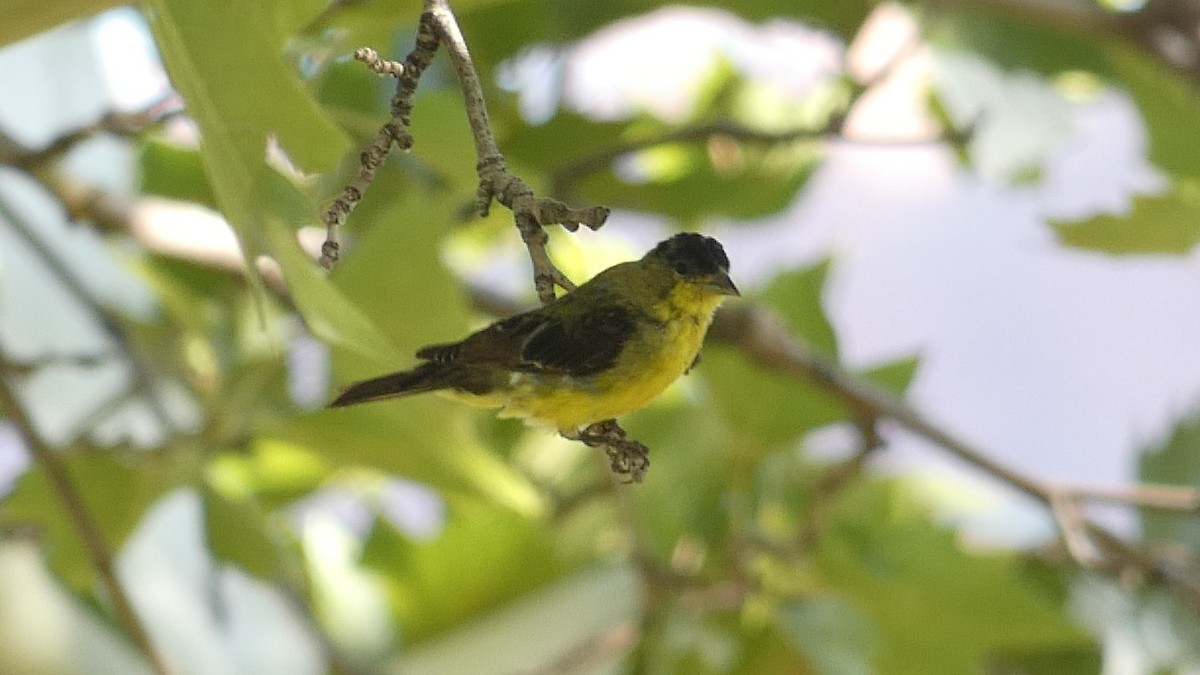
329 232 738 432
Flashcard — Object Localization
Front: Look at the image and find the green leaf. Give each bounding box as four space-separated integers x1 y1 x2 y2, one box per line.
1052 182 1200 255
779 597 878 675
1137 409 1200 551
1062 49 1200 255
815 482 1088 675
137 138 217 209
622 404 740 562
0 452 182 594
0 0 123 48
207 439 332 508
269 0 331 38
1110 46 1200 177
702 345 844 450
201 483 282 579
760 261 837 358
925 8 1113 78
328 192 473 356
361 499 563 643
989 646 1103 675
145 0 379 357
408 91 495 194
315 57 395 128
502 110 637 179
862 356 919 396
275 402 539 515
145 0 348 178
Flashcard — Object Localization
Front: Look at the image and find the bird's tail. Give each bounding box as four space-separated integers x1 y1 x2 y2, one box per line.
328 362 447 408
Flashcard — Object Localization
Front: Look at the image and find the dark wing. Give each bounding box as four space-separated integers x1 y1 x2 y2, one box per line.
415 303 638 377
521 304 638 376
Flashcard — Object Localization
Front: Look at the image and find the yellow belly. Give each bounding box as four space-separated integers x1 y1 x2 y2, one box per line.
485 289 723 431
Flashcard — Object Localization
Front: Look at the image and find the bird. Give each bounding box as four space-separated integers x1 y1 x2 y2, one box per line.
328 232 738 433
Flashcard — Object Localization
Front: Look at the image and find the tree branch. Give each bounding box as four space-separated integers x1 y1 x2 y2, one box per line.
0 368 171 675
0 99 180 173
1063 482 1200 513
708 304 1200 608
424 0 608 302
318 24 440 269
550 119 965 200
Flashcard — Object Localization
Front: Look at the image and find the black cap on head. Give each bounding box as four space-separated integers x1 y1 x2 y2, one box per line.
648 232 730 278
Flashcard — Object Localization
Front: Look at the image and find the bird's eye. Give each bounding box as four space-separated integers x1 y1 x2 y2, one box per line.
673 261 690 275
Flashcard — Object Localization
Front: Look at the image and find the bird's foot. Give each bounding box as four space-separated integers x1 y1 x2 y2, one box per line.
568 420 650 483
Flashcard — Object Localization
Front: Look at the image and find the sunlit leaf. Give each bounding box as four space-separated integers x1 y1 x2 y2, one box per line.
361 499 563 643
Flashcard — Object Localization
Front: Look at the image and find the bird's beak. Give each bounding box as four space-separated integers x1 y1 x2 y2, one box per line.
706 272 740 297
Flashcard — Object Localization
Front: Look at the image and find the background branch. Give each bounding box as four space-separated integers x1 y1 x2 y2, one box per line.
708 304 1200 608
0 368 171 675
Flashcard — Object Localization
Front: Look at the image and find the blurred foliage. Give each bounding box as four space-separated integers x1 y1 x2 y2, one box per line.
1139 410 1200 554
3 0 1200 673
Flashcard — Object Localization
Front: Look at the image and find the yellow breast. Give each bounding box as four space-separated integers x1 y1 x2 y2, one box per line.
497 283 725 431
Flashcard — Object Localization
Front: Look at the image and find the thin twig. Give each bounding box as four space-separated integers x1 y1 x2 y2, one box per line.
318 26 440 269
0 99 181 172
1063 482 1200 513
1048 490 1103 568
549 120 963 199
424 0 607 302
0 370 171 675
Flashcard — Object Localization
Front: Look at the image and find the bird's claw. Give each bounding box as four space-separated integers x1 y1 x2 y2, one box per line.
575 420 649 483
